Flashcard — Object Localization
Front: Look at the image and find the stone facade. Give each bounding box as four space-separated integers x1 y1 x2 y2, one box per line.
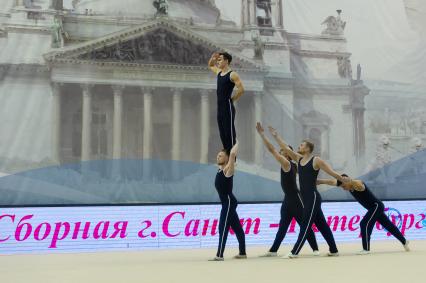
0 0 369 176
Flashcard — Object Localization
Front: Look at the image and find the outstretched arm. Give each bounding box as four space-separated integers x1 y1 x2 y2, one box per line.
224 141 239 177
208 52 220 75
317 178 354 192
316 179 338 186
230 72 244 102
314 157 350 183
268 126 303 162
256 122 290 171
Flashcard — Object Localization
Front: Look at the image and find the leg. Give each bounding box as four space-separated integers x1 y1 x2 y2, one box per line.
217 102 236 154
294 215 318 252
230 102 236 147
314 208 338 253
216 195 232 258
270 201 292 253
228 201 246 255
359 203 381 251
293 199 319 252
377 212 406 245
290 193 319 255
217 114 229 152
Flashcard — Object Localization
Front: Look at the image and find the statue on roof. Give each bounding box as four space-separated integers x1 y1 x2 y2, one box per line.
251 31 265 60
356 63 362 81
72 0 80 9
321 10 346 36
51 16 66 48
153 0 168 16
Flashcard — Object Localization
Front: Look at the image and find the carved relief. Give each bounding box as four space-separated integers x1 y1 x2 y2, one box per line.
77 28 219 66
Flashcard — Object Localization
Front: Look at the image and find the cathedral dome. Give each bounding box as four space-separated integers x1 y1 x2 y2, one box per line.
75 0 221 25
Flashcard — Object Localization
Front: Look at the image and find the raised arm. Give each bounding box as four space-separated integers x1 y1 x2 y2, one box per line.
224 141 239 177
230 72 244 102
268 126 303 162
256 122 290 171
316 179 338 186
208 52 220 75
314 157 349 183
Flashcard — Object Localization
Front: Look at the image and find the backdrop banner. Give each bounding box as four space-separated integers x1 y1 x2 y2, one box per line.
0 0 425 205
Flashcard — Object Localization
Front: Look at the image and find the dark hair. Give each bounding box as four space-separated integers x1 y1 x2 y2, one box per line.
302 140 314 153
219 52 232 64
337 173 348 187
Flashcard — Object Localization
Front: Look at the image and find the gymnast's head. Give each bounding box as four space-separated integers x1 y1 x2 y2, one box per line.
298 140 314 155
217 52 232 69
279 145 294 161
217 149 229 166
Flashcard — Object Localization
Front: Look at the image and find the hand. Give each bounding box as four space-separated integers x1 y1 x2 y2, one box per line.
256 122 264 134
268 126 278 137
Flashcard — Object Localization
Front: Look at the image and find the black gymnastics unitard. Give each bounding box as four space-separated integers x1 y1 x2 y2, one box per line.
216 71 236 154
350 183 407 251
290 157 338 255
269 162 319 252
214 168 246 258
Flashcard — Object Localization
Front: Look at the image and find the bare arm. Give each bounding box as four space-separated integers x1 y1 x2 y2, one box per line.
268 126 303 162
230 72 244 102
351 180 366 191
316 179 337 186
256 122 290 171
314 157 348 183
208 52 220 75
224 141 239 177
317 178 353 192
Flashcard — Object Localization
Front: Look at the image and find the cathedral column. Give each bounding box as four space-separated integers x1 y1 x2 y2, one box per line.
254 92 263 164
350 85 370 160
271 0 284 29
142 87 153 159
172 88 182 161
249 0 257 26
112 85 124 159
51 82 62 164
81 84 93 162
142 87 153 179
241 0 250 27
200 89 210 163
